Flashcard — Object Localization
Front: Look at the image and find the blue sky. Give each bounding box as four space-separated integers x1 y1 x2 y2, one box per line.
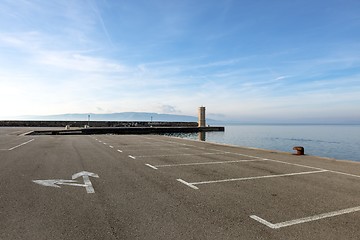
0 0 359 123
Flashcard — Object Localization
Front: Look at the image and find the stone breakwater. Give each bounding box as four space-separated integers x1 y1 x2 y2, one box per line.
1 120 224 135
0 120 198 128
28 126 225 135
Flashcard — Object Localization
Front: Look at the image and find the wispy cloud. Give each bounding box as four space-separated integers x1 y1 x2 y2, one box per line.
275 75 292 81
88 0 114 47
38 51 126 72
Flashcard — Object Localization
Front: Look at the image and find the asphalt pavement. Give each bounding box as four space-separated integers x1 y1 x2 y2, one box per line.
1 127 360 240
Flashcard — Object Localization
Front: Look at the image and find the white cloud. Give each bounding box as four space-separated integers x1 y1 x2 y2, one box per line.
159 105 180 114
37 51 126 73
275 75 292 81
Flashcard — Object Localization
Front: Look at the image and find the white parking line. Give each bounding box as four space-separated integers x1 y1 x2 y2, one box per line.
177 179 199 190
8 139 35 151
327 170 360 179
117 149 123 153
251 205 360 229
131 152 228 158
145 164 158 170
248 157 360 180
264 158 327 171
128 155 136 159
151 159 264 168
178 170 328 189
203 152 360 180
109 145 114 148
20 131 34 136
124 147 190 151
142 137 187 145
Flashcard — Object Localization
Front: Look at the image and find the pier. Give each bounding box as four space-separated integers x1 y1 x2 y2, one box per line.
27 126 225 135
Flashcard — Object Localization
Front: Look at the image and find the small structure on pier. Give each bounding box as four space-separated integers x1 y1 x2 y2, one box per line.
198 106 206 127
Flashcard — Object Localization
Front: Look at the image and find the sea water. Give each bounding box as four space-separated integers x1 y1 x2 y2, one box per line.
169 124 360 162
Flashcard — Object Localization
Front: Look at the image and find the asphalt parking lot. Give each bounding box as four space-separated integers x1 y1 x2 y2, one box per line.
1 127 360 239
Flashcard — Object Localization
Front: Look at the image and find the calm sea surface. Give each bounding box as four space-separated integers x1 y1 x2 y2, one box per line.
168 124 360 162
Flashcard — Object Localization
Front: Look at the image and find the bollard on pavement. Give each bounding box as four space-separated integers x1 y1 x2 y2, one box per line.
293 146 304 155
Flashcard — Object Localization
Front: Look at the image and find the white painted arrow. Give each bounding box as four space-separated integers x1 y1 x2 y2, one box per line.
72 171 99 179
72 171 99 193
32 171 99 193
32 179 79 188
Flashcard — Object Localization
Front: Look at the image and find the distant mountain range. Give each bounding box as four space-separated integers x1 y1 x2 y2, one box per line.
21 112 220 123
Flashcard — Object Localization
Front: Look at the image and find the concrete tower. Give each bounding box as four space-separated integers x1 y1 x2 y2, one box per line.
198 106 206 127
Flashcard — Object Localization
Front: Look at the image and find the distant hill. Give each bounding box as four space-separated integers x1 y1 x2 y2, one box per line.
21 112 219 123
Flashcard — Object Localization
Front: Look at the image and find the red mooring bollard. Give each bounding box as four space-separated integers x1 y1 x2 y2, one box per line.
293 146 304 155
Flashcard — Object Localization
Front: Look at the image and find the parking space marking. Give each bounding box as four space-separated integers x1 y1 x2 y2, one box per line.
90 135 360 230
264 158 327 171
131 152 229 158
94 136 360 189
146 159 265 169
122 147 190 151
8 139 35 151
20 131 34 136
145 164 158 170
178 170 328 189
327 170 360 179
92 137 360 181
209 153 360 180
255 158 360 179
142 138 193 147
251 205 360 229
177 179 199 190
